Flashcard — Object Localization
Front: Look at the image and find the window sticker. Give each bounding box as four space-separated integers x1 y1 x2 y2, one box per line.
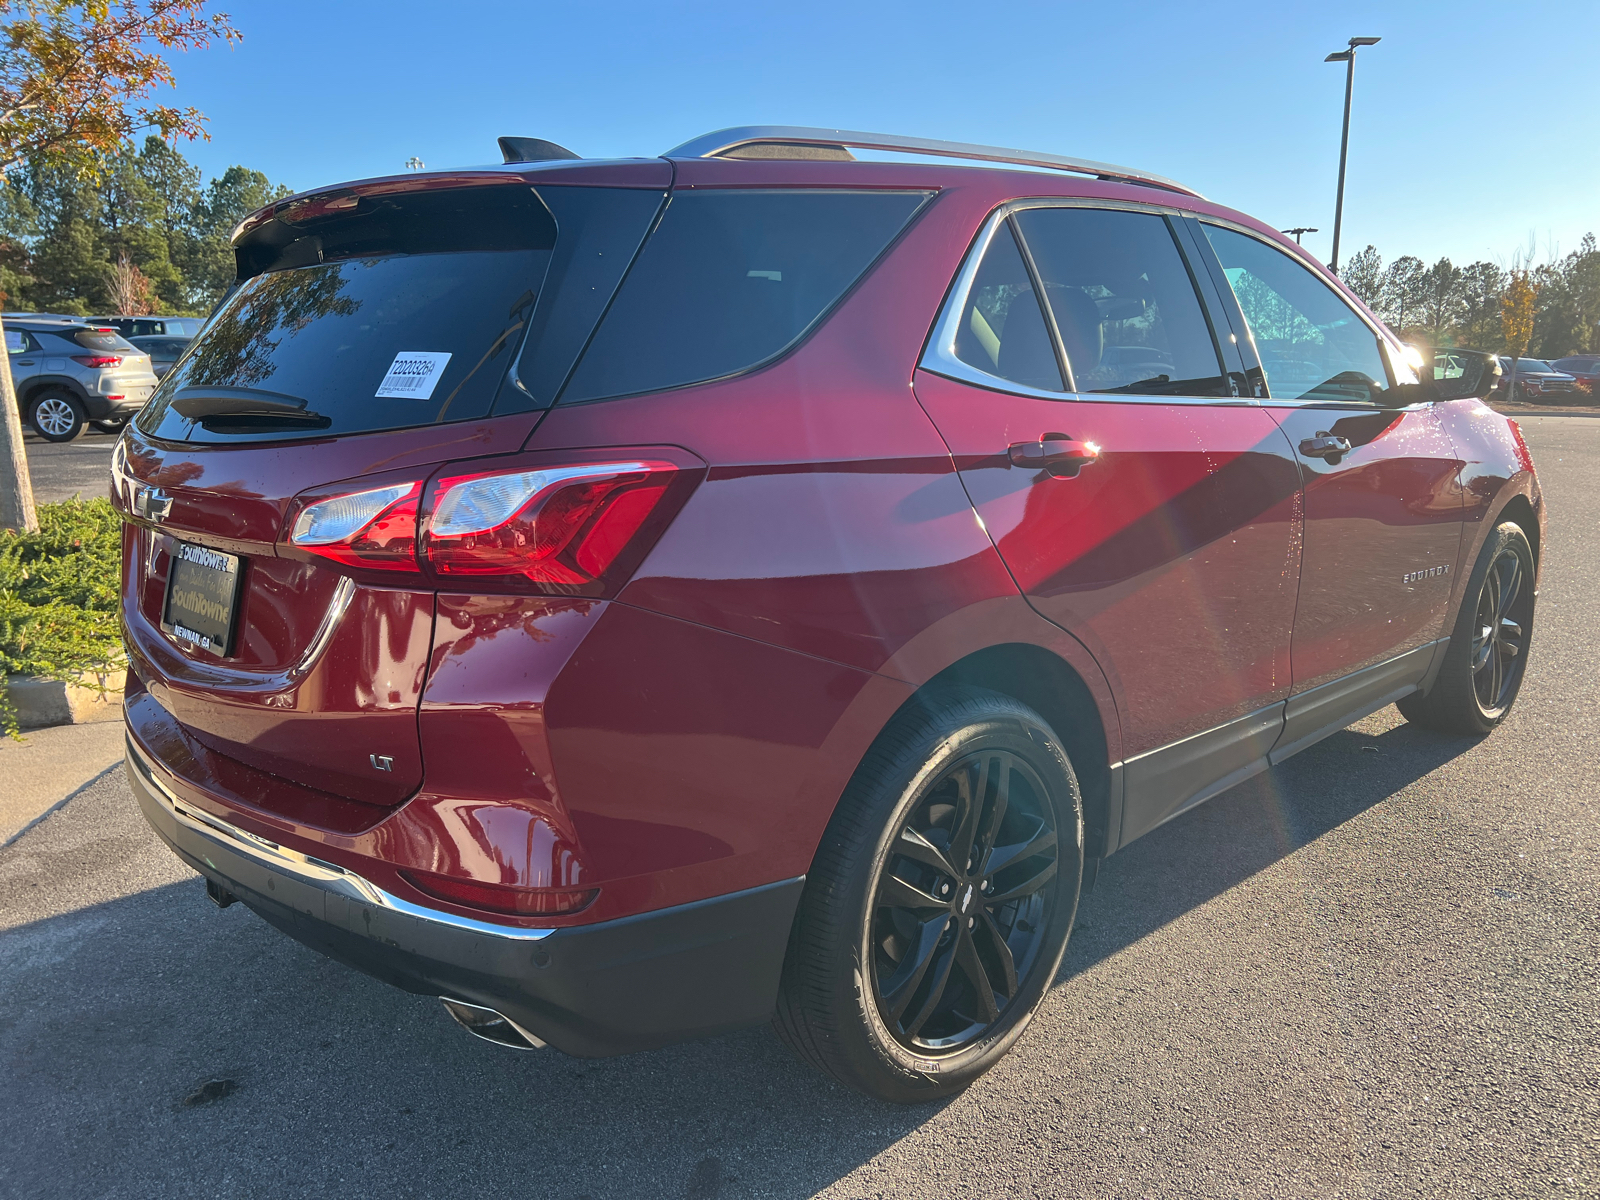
375 351 452 400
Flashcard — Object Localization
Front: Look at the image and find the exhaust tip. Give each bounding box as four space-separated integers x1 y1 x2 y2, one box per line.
439 997 547 1051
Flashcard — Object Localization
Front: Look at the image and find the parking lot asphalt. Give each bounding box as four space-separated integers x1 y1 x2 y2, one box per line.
0 417 1595 1200
20 426 118 505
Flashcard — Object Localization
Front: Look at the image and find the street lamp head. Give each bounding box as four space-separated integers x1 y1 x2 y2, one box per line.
1325 50 1353 62
1349 36 1382 47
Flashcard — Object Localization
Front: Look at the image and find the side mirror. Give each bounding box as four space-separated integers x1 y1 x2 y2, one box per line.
1433 349 1502 401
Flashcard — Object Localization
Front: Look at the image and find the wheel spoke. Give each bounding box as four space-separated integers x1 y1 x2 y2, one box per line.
983 818 1056 879
985 856 1058 906
892 826 958 877
1497 553 1522 615
953 926 1000 1023
975 910 1019 998
880 914 950 1023
948 756 990 873
974 754 1011 862
877 873 948 913
901 937 959 1037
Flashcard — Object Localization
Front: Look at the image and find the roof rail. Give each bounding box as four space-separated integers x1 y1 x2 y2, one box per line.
662 126 1199 197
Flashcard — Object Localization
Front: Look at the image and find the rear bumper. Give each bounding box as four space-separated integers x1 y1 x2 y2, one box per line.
126 736 803 1057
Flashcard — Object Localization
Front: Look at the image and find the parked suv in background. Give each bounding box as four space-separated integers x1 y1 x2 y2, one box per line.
1550 355 1600 396
115 126 1543 1102
91 315 204 338
7 319 159 439
1493 357 1579 402
128 334 192 380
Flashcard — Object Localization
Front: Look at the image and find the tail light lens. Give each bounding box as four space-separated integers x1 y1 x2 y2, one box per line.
284 451 699 591
400 870 597 917
71 354 122 367
424 460 678 586
289 481 421 571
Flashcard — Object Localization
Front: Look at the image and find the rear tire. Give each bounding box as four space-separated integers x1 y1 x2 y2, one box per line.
774 689 1083 1103
27 392 86 442
1398 521 1535 735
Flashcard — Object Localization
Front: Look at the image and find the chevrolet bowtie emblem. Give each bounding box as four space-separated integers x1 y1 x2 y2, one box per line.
133 485 173 523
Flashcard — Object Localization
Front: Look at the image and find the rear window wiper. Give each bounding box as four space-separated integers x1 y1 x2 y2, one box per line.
170 386 332 432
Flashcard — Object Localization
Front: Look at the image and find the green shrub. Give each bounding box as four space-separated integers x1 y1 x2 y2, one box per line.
0 498 125 734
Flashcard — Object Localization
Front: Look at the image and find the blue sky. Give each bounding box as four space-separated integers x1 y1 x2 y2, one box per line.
165 0 1594 270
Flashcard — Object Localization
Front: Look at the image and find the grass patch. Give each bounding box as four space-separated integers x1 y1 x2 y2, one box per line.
0 498 124 733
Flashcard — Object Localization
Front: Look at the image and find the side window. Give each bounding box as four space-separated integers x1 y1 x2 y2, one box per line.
1202 224 1393 404
1013 207 1228 397
562 189 930 403
5 330 26 354
951 223 1062 392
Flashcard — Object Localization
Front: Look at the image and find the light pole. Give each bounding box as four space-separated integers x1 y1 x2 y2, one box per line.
1325 36 1381 275
1282 226 1319 246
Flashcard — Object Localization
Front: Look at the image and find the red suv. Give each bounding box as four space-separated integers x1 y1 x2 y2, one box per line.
115 127 1543 1103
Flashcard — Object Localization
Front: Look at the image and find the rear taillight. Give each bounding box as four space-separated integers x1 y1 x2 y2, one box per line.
423 461 678 586
71 354 122 367
289 481 421 571
400 870 597 917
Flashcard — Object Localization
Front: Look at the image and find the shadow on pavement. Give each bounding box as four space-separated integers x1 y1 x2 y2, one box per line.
0 716 1477 1200
1063 718 1478 984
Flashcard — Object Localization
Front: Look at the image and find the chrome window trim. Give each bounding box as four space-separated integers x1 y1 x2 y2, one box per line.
663 126 1201 198
127 734 556 942
919 200 1261 408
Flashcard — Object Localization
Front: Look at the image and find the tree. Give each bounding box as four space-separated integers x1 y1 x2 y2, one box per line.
186 164 287 305
1418 258 1462 347
1342 245 1384 308
1380 255 1428 338
1457 261 1506 350
0 0 240 532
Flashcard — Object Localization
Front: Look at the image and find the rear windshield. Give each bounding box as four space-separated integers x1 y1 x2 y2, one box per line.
72 328 139 352
137 183 669 442
560 189 930 403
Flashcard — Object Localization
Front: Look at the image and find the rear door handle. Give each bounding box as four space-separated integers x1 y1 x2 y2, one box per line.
1298 434 1353 461
1009 435 1100 479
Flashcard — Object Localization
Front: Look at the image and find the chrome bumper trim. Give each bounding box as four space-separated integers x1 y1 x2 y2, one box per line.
126 734 554 942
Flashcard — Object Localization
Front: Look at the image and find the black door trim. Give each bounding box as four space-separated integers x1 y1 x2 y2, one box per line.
1116 701 1285 848
1111 637 1452 853
1269 639 1448 765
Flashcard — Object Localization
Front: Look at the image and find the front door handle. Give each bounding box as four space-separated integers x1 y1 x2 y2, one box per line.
1298 434 1353 462
1009 434 1100 479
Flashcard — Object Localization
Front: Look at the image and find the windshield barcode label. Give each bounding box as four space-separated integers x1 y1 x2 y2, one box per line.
375 351 452 400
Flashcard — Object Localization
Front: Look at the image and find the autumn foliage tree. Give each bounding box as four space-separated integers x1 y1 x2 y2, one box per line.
0 0 238 532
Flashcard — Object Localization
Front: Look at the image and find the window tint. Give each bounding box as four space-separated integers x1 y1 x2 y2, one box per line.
138 185 562 442
1013 207 1226 397
562 189 928 403
1203 224 1393 403
951 223 1062 391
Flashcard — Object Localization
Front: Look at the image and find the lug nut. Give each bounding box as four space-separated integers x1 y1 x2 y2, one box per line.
940 882 951 896
967 916 975 928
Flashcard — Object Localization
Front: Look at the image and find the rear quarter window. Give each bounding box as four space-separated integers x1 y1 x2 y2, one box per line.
560 189 930 403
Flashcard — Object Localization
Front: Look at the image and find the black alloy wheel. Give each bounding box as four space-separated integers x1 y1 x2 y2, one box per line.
1399 521 1536 735
1470 544 1531 717
775 688 1082 1103
871 749 1058 1052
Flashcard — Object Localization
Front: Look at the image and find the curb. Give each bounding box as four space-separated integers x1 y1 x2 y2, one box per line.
4 673 125 731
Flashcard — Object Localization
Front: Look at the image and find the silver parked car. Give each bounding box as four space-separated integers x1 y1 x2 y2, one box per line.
127 335 192 380
6 319 161 440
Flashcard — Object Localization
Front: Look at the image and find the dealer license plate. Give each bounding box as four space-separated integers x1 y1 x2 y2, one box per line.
162 542 244 656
